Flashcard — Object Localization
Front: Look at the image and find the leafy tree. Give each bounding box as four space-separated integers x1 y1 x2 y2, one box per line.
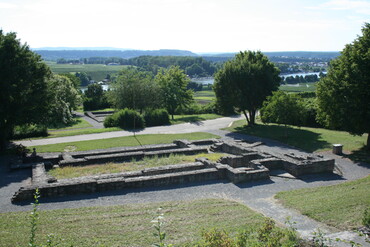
83 83 110 111
0 30 51 149
75 72 90 86
60 73 81 88
316 23 370 149
214 51 280 125
260 91 305 137
155 66 193 120
47 74 81 126
111 67 161 113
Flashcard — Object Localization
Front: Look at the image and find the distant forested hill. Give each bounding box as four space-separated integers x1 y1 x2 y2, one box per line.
34 49 198 60
203 51 340 62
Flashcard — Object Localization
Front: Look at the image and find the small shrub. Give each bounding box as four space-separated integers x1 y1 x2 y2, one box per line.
106 108 145 129
195 229 234 247
103 114 118 128
12 124 48 140
144 109 170 127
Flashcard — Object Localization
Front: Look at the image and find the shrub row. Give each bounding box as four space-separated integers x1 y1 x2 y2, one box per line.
104 108 170 129
11 124 48 140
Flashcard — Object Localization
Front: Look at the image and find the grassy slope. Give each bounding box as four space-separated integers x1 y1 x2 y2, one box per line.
275 176 370 230
226 120 367 153
0 199 264 247
32 132 220 153
49 152 227 179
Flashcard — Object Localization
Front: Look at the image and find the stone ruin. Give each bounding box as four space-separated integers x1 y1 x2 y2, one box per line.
11 139 335 203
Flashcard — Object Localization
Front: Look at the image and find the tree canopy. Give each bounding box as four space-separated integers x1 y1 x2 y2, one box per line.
214 51 280 125
47 74 81 126
111 67 161 113
0 30 51 149
316 23 370 148
155 66 193 119
260 91 305 127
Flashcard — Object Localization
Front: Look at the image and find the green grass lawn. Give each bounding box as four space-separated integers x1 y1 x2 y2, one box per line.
48 127 121 138
0 198 265 247
279 83 317 92
171 114 222 124
31 132 220 153
46 61 127 81
48 117 92 131
49 152 227 179
226 120 367 153
275 176 370 230
194 89 215 98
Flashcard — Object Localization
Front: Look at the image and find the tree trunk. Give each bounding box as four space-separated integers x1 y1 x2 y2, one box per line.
242 110 250 125
248 110 256 125
367 133 370 150
171 113 174 120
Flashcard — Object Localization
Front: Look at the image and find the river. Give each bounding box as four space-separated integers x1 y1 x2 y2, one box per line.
79 72 326 92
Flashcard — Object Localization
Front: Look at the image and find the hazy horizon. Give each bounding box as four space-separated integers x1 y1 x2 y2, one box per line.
1 0 369 53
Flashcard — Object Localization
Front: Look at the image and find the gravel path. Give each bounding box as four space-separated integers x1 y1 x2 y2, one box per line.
14 115 243 147
2 125 370 246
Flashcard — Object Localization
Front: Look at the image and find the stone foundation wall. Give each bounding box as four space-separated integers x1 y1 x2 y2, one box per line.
12 139 336 203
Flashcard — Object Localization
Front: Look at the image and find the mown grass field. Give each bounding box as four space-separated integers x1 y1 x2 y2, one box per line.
276 176 370 230
48 117 92 131
279 83 317 92
49 152 227 179
46 61 127 81
0 198 265 247
171 114 221 124
31 132 220 153
194 89 216 104
226 120 367 154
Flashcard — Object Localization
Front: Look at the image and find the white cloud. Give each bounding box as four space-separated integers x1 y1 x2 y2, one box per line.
321 0 370 15
0 2 17 9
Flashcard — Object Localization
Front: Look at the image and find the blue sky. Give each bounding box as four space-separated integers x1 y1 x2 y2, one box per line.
0 0 369 52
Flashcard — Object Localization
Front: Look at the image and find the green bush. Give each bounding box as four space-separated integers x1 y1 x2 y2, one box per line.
144 109 170 127
193 218 300 247
11 124 48 140
105 109 145 129
176 102 218 115
103 114 118 128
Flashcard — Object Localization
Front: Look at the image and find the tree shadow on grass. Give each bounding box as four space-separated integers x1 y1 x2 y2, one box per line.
48 116 84 129
172 116 206 124
343 146 370 167
231 124 331 153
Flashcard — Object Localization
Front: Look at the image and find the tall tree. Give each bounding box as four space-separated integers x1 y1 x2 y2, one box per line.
316 23 370 149
214 51 280 125
155 66 193 120
47 74 81 126
112 67 160 113
0 30 51 149
260 91 305 137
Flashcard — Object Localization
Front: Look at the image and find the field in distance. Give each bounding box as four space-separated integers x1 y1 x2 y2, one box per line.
45 61 127 81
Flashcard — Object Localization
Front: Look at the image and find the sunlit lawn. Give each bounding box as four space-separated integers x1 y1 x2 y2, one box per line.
0 198 265 247
276 175 370 230
49 152 227 179
31 132 220 153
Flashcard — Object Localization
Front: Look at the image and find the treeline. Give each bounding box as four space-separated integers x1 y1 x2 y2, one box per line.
282 73 326 84
36 49 197 60
58 56 217 77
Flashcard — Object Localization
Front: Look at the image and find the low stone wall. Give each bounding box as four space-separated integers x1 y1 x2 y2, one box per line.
12 139 336 203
